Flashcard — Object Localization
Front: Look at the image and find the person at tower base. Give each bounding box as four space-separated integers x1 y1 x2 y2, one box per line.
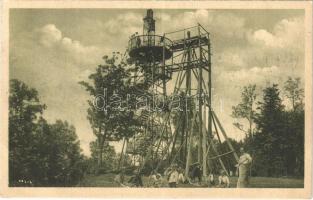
166 164 179 188
128 169 143 187
236 147 252 188
191 162 202 184
149 170 163 187
218 170 230 188
178 167 187 184
207 172 215 187
114 171 125 186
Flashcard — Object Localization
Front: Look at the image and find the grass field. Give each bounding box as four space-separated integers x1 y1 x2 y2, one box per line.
78 173 304 188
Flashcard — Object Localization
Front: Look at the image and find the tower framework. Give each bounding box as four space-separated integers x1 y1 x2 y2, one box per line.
120 9 239 179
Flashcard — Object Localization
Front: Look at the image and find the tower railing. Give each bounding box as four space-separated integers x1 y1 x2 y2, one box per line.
128 35 172 52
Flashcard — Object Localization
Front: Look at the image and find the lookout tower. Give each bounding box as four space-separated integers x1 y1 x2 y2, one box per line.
128 9 172 63
120 9 239 180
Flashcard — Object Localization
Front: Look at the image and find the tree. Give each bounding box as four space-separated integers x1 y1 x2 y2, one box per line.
283 109 304 176
80 55 141 171
284 77 304 112
9 79 86 186
89 140 116 173
46 120 85 186
9 79 46 184
253 84 286 177
283 77 304 176
232 84 257 139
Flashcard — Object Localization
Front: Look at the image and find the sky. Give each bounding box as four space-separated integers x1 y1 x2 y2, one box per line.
9 9 305 156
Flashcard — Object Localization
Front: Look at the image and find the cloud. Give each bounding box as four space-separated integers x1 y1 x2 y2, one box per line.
38 24 62 47
220 65 280 84
100 12 142 36
213 16 304 74
249 17 304 51
36 24 105 66
215 49 245 69
11 24 108 156
252 29 281 47
156 10 246 42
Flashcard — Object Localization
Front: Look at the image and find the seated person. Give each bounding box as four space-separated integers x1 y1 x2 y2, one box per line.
178 167 187 184
191 163 202 183
167 164 179 188
218 170 230 188
149 170 163 187
114 171 125 185
154 173 163 187
207 172 215 187
164 167 171 177
128 170 143 187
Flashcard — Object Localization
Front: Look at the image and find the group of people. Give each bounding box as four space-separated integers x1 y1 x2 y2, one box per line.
114 147 252 188
161 164 231 188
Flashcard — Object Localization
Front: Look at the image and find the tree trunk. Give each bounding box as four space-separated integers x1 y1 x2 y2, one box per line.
98 146 103 171
97 127 106 174
249 113 252 138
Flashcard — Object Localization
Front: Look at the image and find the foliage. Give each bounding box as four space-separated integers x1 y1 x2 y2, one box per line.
252 84 286 176
80 55 143 170
232 84 257 138
248 82 304 177
9 79 46 184
284 77 304 112
88 140 117 173
9 79 86 186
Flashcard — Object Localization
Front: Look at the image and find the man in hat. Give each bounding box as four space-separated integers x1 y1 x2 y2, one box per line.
236 147 252 188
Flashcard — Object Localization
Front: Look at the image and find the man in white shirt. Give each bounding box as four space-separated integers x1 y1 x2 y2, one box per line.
236 147 252 188
207 172 215 187
167 164 179 188
178 167 186 184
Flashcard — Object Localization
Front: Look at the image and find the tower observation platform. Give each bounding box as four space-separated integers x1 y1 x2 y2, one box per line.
128 9 172 63
128 35 172 63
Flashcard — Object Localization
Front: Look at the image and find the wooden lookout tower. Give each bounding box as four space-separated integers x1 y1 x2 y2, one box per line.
119 9 239 179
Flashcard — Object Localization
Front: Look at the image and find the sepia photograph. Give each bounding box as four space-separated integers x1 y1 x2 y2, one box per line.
1 0 312 198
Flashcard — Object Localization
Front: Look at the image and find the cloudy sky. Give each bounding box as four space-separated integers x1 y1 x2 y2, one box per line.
10 9 304 156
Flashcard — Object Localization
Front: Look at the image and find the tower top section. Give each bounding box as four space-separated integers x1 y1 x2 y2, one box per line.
143 9 155 35
128 9 172 63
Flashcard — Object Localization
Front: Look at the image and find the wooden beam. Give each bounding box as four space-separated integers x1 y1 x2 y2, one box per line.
212 111 239 161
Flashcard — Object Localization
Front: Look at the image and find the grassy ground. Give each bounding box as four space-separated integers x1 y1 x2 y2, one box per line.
78 173 304 188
